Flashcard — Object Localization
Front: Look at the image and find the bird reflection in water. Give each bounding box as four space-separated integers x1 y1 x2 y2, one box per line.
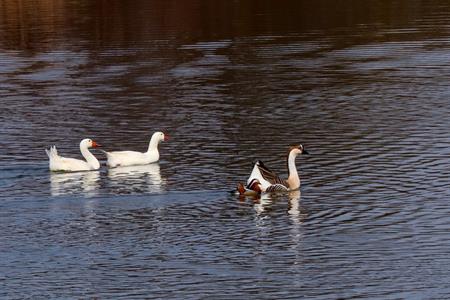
238 189 307 223
253 193 273 215
287 190 307 224
107 163 165 194
49 170 100 197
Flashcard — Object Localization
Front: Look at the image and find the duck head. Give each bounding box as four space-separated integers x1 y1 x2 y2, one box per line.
248 178 262 193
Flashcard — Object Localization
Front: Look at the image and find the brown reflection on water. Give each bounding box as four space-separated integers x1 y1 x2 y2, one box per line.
1 0 449 51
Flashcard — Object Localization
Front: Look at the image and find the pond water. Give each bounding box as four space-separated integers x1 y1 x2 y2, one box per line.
1 1 450 298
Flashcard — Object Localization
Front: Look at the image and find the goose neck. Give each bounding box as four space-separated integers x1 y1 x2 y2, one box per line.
80 144 100 169
147 135 160 153
286 152 300 190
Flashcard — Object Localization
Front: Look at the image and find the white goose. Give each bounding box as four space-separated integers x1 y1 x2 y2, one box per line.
103 131 168 168
45 139 101 172
237 144 308 194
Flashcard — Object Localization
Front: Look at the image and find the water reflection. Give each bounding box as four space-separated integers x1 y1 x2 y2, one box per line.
287 190 307 225
287 190 305 271
107 163 165 194
0 0 443 51
49 170 100 197
2 0 450 298
246 190 306 224
243 190 308 250
253 193 273 215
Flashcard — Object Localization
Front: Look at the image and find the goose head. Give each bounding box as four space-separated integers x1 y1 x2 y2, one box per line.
289 144 308 156
153 131 169 143
80 138 101 149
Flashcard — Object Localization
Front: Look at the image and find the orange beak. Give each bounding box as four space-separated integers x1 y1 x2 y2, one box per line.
92 141 101 148
164 134 169 141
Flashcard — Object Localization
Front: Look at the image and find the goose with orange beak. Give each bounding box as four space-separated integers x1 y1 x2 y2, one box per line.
103 131 168 168
46 138 102 172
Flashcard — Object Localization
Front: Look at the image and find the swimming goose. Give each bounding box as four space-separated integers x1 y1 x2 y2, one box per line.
237 144 308 194
103 131 168 168
45 139 101 172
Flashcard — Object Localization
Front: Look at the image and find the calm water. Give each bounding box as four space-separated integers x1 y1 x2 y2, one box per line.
1 0 450 298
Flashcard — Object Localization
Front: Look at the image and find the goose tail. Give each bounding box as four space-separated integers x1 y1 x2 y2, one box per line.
45 146 58 159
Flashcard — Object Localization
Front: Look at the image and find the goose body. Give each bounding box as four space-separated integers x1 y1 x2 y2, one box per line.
104 131 167 168
247 160 290 192
46 139 101 172
238 144 308 194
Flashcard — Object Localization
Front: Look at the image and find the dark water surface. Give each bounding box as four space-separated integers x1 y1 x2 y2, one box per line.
1 1 450 298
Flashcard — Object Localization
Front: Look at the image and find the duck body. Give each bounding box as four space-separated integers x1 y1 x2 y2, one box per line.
46 139 101 172
104 131 167 168
239 144 308 194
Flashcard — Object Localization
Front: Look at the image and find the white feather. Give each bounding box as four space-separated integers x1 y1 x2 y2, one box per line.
246 162 273 191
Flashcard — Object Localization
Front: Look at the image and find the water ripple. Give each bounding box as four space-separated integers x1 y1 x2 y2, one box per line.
2 0 450 298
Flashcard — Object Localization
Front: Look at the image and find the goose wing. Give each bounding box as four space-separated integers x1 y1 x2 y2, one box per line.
256 160 288 186
265 184 289 192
